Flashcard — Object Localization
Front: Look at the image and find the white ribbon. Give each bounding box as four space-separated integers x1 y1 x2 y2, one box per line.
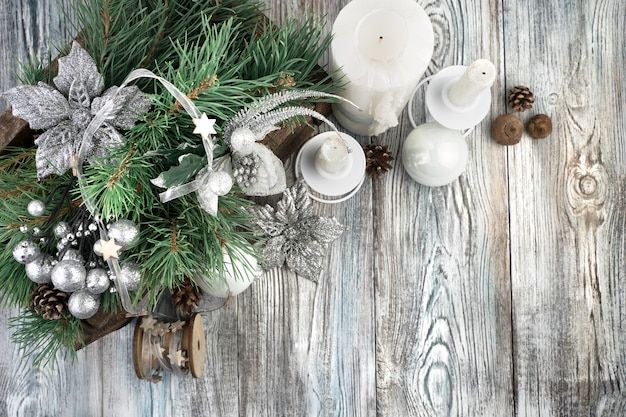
76 69 215 315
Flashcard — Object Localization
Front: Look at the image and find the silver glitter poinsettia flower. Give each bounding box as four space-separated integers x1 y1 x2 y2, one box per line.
248 179 345 281
2 42 151 178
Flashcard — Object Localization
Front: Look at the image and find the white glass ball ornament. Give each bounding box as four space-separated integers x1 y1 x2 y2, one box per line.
27 200 46 217
51 260 87 292
107 219 140 250
119 261 141 291
68 289 100 319
401 122 469 187
13 240 41 264
230 127 256 154
196 246 261 298
85 268 110 294
25 254 55 284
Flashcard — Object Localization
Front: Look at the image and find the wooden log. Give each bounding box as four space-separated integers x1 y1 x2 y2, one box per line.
0 108 32 149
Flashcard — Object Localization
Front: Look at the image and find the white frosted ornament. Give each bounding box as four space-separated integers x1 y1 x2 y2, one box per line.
402 122 468 187
230 127 256 154
68 289 100 319
27 200 46 217
51 260 87 292
25 254 55 284
107 219 140 249
119 262 141 291
207 171 234 196
85 268 110 294
13 240 41 264
196 246 261 298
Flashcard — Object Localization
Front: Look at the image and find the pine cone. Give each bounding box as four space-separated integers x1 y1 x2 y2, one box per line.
363 143 394 179
30 283 69 320
507 86 535 112
171 280 203 317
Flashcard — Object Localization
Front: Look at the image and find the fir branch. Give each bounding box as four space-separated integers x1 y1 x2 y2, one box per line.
10 310 83 368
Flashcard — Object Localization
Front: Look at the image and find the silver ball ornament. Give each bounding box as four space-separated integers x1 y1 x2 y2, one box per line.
51 260 87 292
13 240 41 264
107 219 140 250
118 262 141 291
230 127 256 154
25 254 54 284
53 222 70 238
62 249 84 263
85 268 110 294
207 171 233 196
27 200 46 217
68 289 100 319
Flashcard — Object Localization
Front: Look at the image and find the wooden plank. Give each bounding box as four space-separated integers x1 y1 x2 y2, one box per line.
504 0 626 415
236 3 376 416
371 0 514 415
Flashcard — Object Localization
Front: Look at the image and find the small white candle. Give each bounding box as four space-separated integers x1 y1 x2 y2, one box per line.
314 135 350 176
330 0 434 136
446 59 496 109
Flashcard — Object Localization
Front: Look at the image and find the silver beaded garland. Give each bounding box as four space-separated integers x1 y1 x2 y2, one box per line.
12 240 41 264
107 219 140 250
68 289 100 319
25 254 54 284
85 268 110 294
51 260 87 292
27 200 46 217
53 222 70 238
119 261 141 291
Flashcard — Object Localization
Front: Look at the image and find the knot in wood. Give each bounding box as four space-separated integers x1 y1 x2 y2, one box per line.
566 161 607 217
578 175 597 196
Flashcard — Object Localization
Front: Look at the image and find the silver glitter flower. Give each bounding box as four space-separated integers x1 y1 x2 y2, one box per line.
248 179 345 281
2 42 151 178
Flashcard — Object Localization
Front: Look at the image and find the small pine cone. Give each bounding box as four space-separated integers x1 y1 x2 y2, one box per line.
363 143 394 179
171 280 203 317
30 283 69 320
507 86 535 112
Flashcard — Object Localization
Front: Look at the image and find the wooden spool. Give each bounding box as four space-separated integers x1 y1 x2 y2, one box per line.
132 314 206 381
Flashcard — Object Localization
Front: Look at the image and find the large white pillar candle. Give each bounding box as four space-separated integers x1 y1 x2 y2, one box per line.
446 59 496 109
330 0 434 136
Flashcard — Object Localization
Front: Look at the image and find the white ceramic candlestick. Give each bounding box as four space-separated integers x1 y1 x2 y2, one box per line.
296 131 366 203
314 135 350 177
446 59 496 108
330 0 434 136
426 59 496 130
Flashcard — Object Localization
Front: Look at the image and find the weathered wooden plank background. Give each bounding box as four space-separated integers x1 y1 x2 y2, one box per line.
0 0 624 416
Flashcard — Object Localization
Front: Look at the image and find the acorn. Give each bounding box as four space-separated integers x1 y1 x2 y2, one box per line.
526 114 552 139
491 114 524 146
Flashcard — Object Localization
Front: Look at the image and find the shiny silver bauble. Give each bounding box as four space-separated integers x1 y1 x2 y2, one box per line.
107 219 140 250
51 260 87 292
13 240 41 264
85 268 110 294
68 289 100 319
25 254 55 284
27 200 46 217
118 261 141 291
